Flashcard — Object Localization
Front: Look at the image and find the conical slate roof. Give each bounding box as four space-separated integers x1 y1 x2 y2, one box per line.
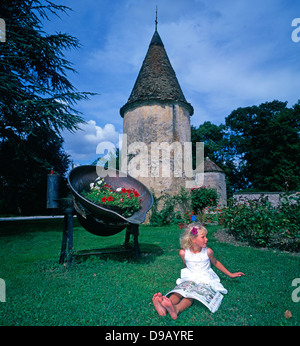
120 29 193 117
204 157 225 173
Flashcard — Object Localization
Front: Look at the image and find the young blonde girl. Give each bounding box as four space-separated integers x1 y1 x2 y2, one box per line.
152 223 245 319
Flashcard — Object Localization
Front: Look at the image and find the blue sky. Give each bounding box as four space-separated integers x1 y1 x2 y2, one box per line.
44 0 300 165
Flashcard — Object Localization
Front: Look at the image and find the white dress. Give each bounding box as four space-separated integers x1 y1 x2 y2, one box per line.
176 247 228 294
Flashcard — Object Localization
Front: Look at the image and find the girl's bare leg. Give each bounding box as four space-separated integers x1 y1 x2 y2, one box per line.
152 293 166 316
161 296 178 319
161 295 193 320
175 297 193 315
169 292 181 305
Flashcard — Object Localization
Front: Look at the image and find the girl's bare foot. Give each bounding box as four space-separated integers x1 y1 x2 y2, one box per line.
161 296 178 320
152 293 166 316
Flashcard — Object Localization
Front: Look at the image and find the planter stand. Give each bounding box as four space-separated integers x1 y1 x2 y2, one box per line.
59 207 141 266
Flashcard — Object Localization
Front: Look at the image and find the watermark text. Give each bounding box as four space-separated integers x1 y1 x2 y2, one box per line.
0 278 5 302
95 135 204 188
291 18 300 42
0 19 6 42
292 278 300 303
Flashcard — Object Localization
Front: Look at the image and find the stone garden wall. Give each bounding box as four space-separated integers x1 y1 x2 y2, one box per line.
233 191 299 207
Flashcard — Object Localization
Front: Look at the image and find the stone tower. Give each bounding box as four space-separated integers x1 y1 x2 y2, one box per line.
120 27 194 197
198 157 227 206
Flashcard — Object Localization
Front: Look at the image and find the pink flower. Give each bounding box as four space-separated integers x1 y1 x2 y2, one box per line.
120 198 123 203
191 227 198 236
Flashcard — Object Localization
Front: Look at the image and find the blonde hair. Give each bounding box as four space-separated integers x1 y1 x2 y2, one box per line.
180 222 207 249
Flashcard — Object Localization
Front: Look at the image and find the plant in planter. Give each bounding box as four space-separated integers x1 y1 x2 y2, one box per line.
81 177 142 218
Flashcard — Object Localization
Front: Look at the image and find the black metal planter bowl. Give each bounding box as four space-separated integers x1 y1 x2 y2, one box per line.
60 165 153 263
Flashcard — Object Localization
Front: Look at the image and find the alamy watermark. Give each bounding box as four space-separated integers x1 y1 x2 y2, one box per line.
95 135 204 188
0 278 5 302
0 18 6 43
291 18 300 42
292 278 300 303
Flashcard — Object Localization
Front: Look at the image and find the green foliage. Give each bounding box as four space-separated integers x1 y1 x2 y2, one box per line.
149 192 183 226
149 188 190 226
192 100 300 192
190 186 218 214
0 1 93 215
0 127 70 215
191 121 227 168
225 100 300 191
223 194 300 251
191 122 237 195
0 1 91 141
277 193 300 244
149 187 219 226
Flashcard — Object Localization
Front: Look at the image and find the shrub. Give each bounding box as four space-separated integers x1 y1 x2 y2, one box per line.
149 193 178 226
149 188 190 226
149 187 220 226
275 193 300 251
223 194 300 252
190 186 218 214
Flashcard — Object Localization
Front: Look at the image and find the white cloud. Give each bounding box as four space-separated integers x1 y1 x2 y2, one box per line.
63 120 120 164
155 0 300 124
56 0 300 163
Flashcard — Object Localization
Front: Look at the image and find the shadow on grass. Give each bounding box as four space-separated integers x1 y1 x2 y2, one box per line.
0 219 64 236
72 242 164 265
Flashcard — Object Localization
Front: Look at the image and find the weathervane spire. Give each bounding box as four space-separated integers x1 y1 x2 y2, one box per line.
155 6 158 31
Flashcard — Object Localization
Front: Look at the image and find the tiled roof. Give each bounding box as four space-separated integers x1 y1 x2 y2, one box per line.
120 30 193 117
204 157 225 173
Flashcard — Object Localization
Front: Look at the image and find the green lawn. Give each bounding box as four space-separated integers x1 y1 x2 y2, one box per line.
0 219 299 326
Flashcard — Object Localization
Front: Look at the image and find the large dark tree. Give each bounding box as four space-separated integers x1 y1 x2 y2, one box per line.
0 1 92 214
191 121 239 195
191 121 227 165
0 127 70 214
192 101 300 193
225 100 300 191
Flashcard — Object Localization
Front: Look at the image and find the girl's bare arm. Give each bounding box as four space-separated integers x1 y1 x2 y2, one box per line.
207 248 245 278
179 249 186 266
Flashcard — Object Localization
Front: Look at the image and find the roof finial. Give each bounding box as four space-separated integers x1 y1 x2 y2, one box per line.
155 5 158 31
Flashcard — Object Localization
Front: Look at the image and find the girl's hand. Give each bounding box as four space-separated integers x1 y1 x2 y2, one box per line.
230 272 245 278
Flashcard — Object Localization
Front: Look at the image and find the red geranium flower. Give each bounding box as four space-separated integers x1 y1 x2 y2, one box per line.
107 196 113 202
134 191 140 197
101 197 107 202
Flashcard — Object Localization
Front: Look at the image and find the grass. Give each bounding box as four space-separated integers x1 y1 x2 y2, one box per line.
0 219 299 326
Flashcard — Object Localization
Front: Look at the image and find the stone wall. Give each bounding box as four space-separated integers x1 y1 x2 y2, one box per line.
233 191 299 207
123 102 191 144
194 172 227 206
122 102 191 197
204 172 227 207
